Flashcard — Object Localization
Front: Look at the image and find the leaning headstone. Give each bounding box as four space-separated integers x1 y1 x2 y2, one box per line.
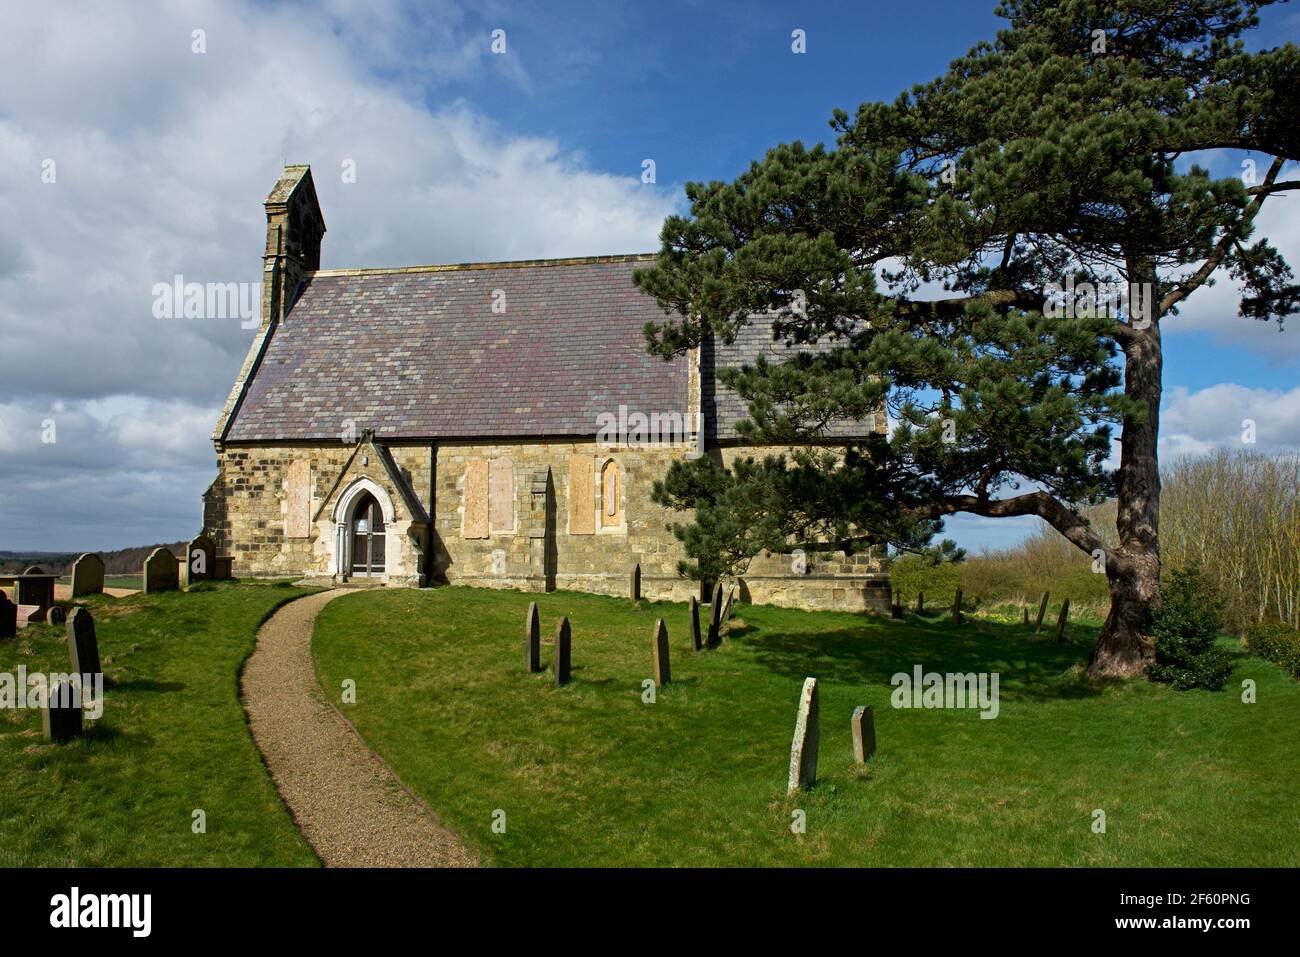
688 596 702 651
916 591 925 613
143 547 179 594
42 677 83 743
706 582 723 648
950 589 963 625
629 563 641 601
553 617 572 686
67 607 102 681
722 586 736 621
70 553 105 598
524 602 541 673
851 705 876 764
0 592 16 640
47 606 67 626
787 677 820 794
652 619 671 686
186 534 216 586
1054 598 1071 644
1034 592 1050 633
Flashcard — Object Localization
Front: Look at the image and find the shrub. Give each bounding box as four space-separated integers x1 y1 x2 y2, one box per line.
889 553 961 606
1146 567 1234 690
1245 620 1300 679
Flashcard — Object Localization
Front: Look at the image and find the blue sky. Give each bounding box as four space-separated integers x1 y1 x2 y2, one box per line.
2 0 1299 554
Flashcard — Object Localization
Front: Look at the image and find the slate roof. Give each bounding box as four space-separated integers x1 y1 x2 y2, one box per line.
704 315 877 442
223 256 689 442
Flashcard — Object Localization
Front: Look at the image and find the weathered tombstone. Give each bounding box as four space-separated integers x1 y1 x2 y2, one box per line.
143 547 179 594
706 582 723 648
787 677 820 794
553 616 572 686
722 586 736 621
1022 607 1030 626
186 534 216 586
916 591 925 613
629 563 641 601
42 677 83 743
890 603 904 619
1054 598 1071 644
1035 591 1050 633
688 596 702 651
47 606 67 626
950 589 963 625
70 553 105 598
851 705 876 764
652 619 671 686
0 591 15 640
23 565 44 576
524 602 541 673
67 607 102 681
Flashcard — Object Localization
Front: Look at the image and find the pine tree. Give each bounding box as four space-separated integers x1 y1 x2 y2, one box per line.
634 0 1299 677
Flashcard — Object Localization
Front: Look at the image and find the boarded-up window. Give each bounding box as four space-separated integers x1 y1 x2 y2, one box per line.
489 457 514 532
286 460 311 538
463 459 489 538
600 459 623 528
568 455 595 535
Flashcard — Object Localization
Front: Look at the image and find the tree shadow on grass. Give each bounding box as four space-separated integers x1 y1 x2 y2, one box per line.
737 615 1103 701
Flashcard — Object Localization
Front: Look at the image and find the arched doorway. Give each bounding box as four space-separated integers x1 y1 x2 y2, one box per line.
349 491 386 577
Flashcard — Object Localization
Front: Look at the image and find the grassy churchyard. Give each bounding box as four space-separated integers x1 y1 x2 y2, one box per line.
312 587 1300 868
4 581 1296 867
0 583 317 867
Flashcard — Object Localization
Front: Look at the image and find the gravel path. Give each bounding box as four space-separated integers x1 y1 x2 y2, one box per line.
241 589 478 868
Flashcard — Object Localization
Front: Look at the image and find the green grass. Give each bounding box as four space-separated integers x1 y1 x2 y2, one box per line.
313 587 1300 867
0 582 319 866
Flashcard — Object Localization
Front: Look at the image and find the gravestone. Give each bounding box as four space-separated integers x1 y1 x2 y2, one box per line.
706 582 723 648
47 606 67 626
787 677 820 794
67 607 102 681
688 596 702 651
42 677 82 743
524 602 541 673
0 591 15 639
187 534 216 586
553 617 572 686
916 591 925 613
1022 607 1030 626
1054 598 1071 644
143 547 179 594
851 705 876 764
629 563 641 601
891 603 903 619
722 586 735 621
16 570 55 610
950 589 963 625
652 619 671 686
70 553 105 598
1035 592 1050 633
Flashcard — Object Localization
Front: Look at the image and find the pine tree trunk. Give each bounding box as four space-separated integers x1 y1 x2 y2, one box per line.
1088 307 1162 678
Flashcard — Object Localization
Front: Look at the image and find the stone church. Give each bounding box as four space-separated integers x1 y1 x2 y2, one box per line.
204 165 890 611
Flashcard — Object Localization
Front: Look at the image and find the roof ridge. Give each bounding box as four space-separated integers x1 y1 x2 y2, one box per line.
312 253 658 278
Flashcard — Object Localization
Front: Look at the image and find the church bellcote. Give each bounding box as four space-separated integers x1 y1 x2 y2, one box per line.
261 164 325 329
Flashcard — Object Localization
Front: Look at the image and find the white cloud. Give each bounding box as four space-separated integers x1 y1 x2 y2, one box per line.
0 1 677 550
1160 382 1300 460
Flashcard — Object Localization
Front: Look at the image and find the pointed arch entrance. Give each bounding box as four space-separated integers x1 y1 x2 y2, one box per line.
349 491 386 576
332 478 397 580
